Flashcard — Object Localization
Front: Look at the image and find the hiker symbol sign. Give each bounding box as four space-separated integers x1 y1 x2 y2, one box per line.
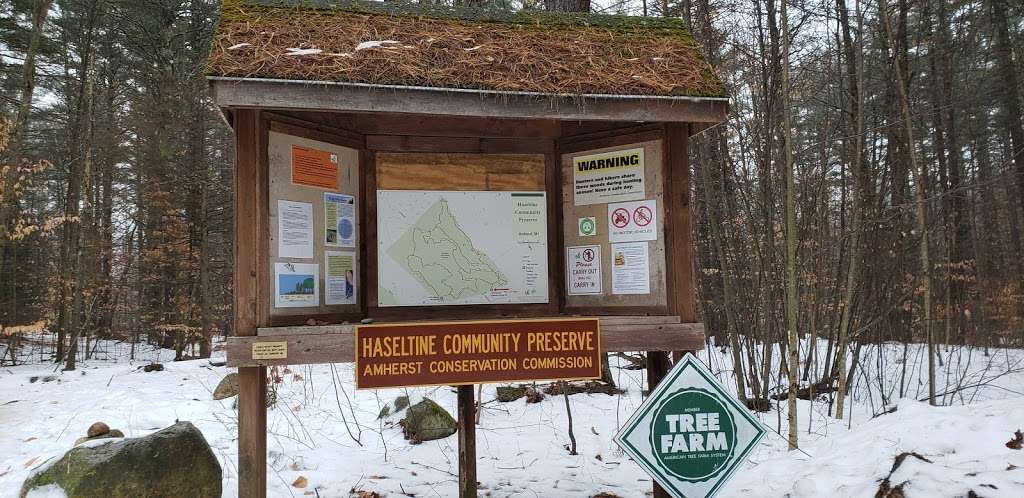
613 354 767 498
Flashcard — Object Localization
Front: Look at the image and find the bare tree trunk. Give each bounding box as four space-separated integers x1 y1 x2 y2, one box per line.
779 0 799 450
833 0 865 420
879 0 935 405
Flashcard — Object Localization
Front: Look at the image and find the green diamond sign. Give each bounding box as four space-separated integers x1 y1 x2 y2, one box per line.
614 353 766 498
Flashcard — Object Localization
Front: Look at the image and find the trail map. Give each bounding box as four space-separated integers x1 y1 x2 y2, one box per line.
377 190 548 306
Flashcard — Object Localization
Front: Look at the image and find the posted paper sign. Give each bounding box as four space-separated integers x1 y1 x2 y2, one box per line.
608 199 658 243
291 145 338 189
325 193 356 247
611 242 650 295
573 147 645 206
274 262 319 308
325 251 356 305
278 200 314 259
567 245 602 296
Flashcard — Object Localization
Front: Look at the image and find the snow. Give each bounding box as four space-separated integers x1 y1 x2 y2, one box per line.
285 48 323 56
1 339 1022 497
354 40 401 51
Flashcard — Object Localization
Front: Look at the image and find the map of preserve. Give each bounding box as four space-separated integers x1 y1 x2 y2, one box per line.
377 190 548 306
389 198 505 300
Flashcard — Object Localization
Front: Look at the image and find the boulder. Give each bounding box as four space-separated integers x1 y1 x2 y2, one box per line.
496 386 526 402
212 373 239 400
21 421 221 498
399 399 457 443
87 422 109 438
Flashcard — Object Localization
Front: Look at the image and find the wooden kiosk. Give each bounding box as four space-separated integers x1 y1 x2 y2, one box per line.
208 1 726 496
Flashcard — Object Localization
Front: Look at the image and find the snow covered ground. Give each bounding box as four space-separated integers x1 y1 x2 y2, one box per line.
1 339 1023 497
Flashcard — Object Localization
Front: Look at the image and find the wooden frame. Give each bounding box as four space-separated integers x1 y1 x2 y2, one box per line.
223 94 714 498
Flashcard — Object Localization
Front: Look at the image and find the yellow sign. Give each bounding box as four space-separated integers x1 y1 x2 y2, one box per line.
252 341 288 360
572 147 645 206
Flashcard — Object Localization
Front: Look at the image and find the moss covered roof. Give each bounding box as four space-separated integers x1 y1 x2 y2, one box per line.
207 0 726 98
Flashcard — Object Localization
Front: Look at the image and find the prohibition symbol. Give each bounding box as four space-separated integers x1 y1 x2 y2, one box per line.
633 206 653 227
582 248 595 262
612 208 631 228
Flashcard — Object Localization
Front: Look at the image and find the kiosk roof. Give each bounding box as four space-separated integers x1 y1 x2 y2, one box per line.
207 0 726 99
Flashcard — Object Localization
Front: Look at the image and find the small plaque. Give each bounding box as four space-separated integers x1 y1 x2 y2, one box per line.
252 341 288 360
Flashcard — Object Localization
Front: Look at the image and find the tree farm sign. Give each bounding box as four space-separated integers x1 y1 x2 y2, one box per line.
614 354 767 498
355 318 602 389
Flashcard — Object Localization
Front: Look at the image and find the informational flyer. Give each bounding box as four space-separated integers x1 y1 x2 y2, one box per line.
325 193 356 247
291 145 338 189
567 245 602 295
608 199 658 243
274 262 319 308
278 200 313 259
573 147 645 206
325 251 356 305
611 242 650 295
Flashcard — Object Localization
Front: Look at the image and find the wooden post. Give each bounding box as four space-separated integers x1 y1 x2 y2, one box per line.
646 351 671 498
234 109 268 498
457 385 477 498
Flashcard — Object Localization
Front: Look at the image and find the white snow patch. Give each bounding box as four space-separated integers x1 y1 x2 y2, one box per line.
285 48 323 56
354 40 401 51
23 484 66 498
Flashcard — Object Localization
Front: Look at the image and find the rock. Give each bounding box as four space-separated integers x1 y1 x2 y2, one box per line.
87 422 110 438
22 421 221 498
213 373 239 400
399 399 457 443
496 386 527 402
142 363 164 373
108 429 124 438
229 384 277 409
393 395 410 412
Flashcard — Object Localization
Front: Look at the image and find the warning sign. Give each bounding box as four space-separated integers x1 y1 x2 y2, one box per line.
573 147 645 206
291 145 339 189
567 245 602 295
608 199 658 243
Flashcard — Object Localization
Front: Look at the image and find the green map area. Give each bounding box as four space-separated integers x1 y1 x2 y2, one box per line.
387 198 507 302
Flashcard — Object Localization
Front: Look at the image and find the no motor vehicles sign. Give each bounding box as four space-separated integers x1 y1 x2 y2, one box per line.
614 354 767 498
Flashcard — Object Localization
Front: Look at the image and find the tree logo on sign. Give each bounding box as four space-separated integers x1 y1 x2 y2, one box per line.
579 217 596 236
648 387 738 482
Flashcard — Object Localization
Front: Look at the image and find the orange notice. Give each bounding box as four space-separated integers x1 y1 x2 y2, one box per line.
291 145 338 189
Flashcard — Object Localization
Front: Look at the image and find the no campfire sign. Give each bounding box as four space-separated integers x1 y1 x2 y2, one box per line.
614 354 766 498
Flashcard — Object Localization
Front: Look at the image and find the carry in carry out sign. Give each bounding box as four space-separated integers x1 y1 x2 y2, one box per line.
614 353 767 498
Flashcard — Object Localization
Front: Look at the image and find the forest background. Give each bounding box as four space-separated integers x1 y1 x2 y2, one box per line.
1 0 1022 415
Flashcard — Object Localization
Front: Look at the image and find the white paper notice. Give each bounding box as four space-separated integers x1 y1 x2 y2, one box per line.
278 200 314 259
567 245 602 295
611 242 650 295
608 199 658 243
274 262 319 308
325 251 356 305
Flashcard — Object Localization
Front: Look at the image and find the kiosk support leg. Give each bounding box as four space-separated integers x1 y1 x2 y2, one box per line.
238 366 267 498
647 352 670 498
457 385 477 498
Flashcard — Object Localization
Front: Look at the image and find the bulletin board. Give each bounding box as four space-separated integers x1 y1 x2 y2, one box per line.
561 140 669 310
267 130 361 317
